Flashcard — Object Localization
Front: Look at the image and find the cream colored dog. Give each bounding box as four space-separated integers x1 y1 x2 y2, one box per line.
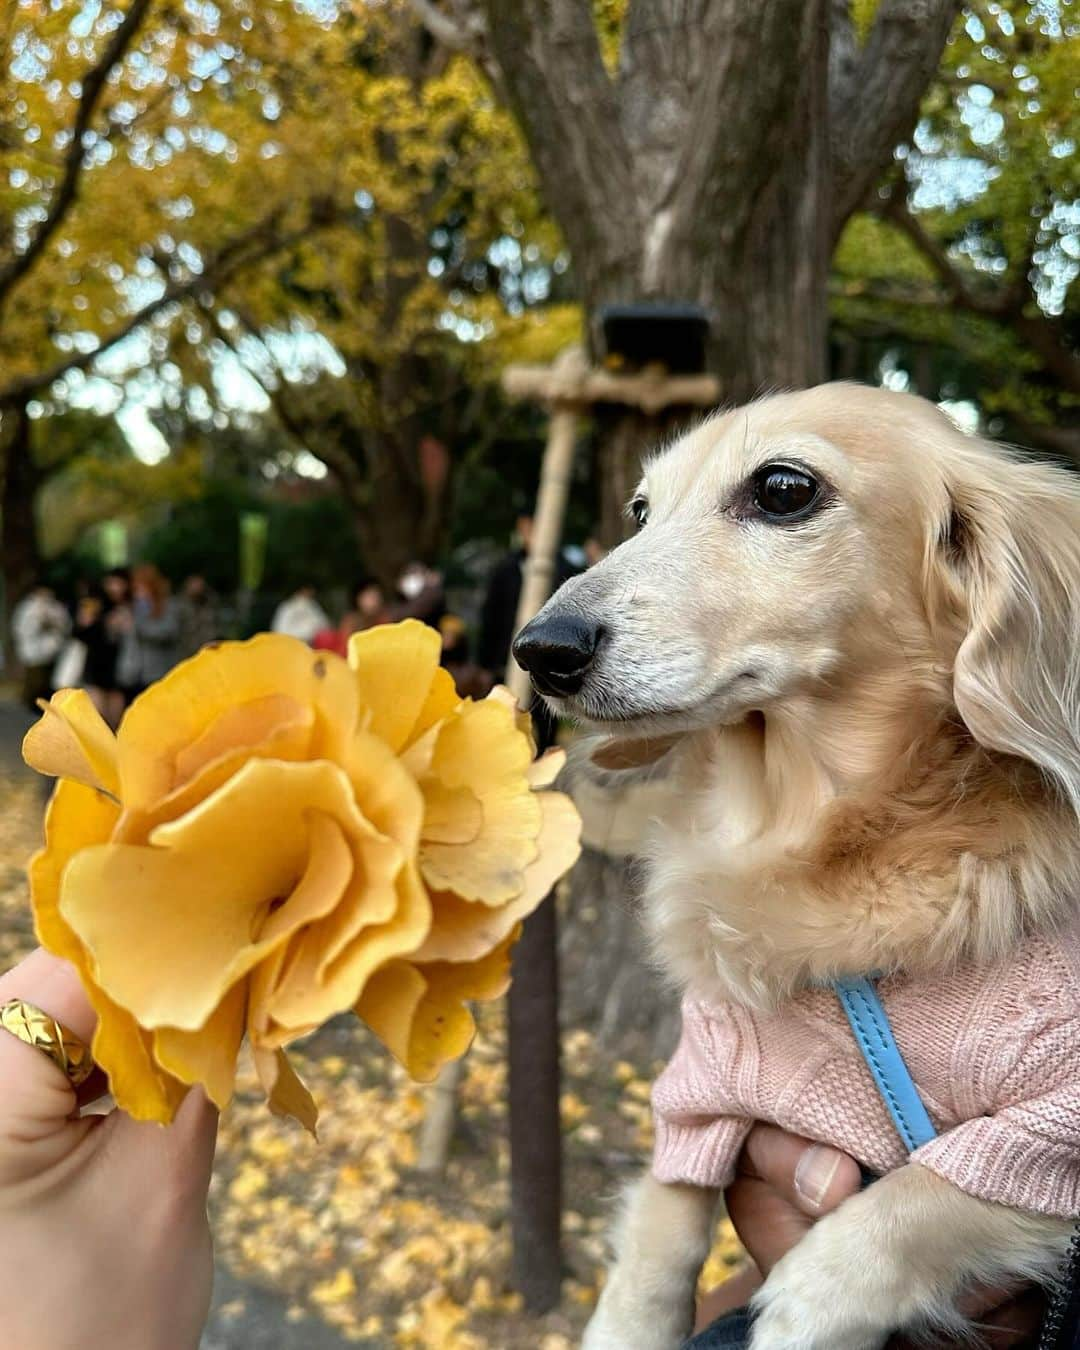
512 383 1080 1350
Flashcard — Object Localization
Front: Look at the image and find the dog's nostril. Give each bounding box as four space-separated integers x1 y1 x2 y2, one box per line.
512 613 603 694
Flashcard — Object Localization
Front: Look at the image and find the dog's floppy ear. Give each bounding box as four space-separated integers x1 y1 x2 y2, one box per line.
931 451 1080 816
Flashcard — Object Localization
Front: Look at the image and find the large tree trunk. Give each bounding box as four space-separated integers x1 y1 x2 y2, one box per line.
1 400 41 663
352 426 451 588
487 0 834 539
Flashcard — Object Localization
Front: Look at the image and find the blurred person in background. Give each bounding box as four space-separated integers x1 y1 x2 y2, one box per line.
391 561 445 628
75 568 132 728
177 573 220 660
115 563 181 696
313 578 390 657
351 577 390 633
11 582 70 712
271 582 329 644
583 533 606 568
439 614 493 699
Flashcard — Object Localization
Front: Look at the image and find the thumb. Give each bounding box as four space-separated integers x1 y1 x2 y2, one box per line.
0 950 99 1181
726 1125 862 1276
108 1086 219 1206
740 1124 861 1218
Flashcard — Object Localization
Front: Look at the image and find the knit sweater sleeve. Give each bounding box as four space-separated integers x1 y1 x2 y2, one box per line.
912 1009 1080 1218
651 1000 753 1190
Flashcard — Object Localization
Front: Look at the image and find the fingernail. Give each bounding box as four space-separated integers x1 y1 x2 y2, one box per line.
794 1145 841 1209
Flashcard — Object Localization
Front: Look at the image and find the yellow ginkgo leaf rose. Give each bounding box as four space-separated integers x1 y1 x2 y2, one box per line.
22 620 581 1131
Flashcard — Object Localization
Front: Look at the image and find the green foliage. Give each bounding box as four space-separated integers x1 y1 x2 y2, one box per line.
835 1 1080 438
34 408 204 557
140 479 365 606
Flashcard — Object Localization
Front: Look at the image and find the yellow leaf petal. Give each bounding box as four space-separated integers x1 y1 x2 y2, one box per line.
339 726 425 852
253 1045 319 1135
117 635 359 809
419 700 541 903
154 983 247 1109
414 792 580 962
171 693 313 786
486 683 538 754
420 780 482 844
348 619 459 753
403 934 518 1081
30 779 119 965
264 860 430 1038
353 960 428 1066
528 747 566 788
23 689 120 798
60 763 362 1031
122 706 316 845
29 778 182 1122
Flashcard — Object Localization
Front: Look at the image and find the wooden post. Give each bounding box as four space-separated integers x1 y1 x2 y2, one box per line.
499 347 720 1314
503 393 579 1314
415 1057 464 1176
507 875 563 1312
505 403 579 703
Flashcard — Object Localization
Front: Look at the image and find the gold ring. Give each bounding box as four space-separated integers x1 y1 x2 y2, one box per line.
0 999 94 1087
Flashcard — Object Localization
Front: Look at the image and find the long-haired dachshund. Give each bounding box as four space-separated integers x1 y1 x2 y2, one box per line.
514 383 1080 1350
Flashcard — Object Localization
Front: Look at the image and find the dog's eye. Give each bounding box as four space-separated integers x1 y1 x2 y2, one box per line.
751 465 820 520
629 496 649 529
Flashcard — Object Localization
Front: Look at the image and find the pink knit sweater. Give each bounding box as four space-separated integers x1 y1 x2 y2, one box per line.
652 923 1080 1217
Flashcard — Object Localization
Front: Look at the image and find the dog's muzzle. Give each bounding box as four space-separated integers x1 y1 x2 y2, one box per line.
512 612 603 697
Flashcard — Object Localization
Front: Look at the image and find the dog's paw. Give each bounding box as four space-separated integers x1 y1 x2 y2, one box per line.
581 1312 684 1350
747 1225 895 1350
581 1289 688 1350
749 1286 888 1350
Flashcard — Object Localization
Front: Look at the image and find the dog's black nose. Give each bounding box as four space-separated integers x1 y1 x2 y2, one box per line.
512 613 602 696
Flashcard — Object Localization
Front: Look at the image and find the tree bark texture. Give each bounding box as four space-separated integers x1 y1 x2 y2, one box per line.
481 0 961 529
1 401 42 624
594 404 699 550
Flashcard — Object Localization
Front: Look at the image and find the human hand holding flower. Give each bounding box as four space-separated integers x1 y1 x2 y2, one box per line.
23 619 580 1130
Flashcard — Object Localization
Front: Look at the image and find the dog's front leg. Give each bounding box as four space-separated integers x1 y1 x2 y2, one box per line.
582 1173 717 1350
749 1162 1073 1350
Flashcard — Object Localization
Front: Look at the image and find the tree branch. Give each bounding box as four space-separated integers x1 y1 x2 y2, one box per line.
480 0 636 305
855 202 1080 399
0 210 315 403
0 0 155 306
830 0 963 235
409 0 503 91
879 196 1017 317
208 303 371 501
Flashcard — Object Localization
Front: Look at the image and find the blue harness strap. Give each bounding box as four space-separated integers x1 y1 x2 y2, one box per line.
833 976 938 1153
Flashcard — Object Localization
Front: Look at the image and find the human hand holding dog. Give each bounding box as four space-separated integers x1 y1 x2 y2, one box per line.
699 1125 1043 1348
0 949 218 1350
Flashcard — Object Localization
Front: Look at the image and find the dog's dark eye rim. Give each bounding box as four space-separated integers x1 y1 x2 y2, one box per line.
628 495 649 528
747 462 825 523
